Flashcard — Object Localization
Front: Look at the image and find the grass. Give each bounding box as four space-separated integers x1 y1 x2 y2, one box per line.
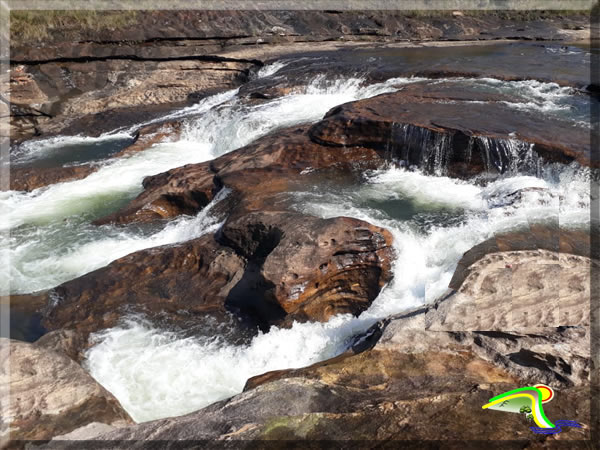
8 7 594 43
10 10 138 42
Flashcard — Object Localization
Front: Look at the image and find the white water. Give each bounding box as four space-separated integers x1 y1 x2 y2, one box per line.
85 163 590 423
428 77 590 126
2 74 423 295
2 189 230 295
5 66 591 423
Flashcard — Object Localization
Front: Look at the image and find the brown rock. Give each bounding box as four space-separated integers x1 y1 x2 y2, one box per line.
41 212 393 348
47 225 591 444
308 88 592 172
95 125 385 225
218 211 394 324
41 234 246 344
9 165 96 192
0 339 132 443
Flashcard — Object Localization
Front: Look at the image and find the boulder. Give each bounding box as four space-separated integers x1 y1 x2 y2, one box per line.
40 212 393 351
308 87 592 173
0 339 132 443
89 228 592 444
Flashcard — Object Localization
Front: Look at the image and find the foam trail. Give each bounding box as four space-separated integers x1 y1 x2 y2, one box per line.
86 163 590 423
3 75 422 294
0 189 230 295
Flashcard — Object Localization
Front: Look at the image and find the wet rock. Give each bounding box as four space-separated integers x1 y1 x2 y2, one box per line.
9 165 96 192
309 88 592 172
40 234 247 345
0 339 132 443
7 59 254 142
219 211 393 325
89 226 591 444
41 213 393 348
9 10 589 141
95 125 385 225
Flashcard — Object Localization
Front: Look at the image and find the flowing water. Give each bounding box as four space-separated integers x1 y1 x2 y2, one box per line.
4 47 593 423
2 71 422 294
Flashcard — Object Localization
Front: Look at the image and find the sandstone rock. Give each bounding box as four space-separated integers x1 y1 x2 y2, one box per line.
95 125 385 225
309 88 592 173
8 10 589 141
41 234 247 345
8 165 96 192
0 339 132 443
87 227 591 444
218 211 393 325
40 212 393 349
8 59 254 142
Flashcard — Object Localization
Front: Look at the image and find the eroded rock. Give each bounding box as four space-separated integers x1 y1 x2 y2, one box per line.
94 125 385 225
0 339 132 443
309 88 592 172
40 213 393 350
88 226 592 444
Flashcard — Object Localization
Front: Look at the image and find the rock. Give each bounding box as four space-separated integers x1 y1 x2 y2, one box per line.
40 234 247 346
8 11 590 141
50 422 121 441
40 212 393 350
308 87 592 173
33 329 87 362
90 227 592 443
0 339 132 443
113 121 183 159
94 125 385 225
218 211 394 324
7 120 182 192
8 59 254 142
8 165 96 192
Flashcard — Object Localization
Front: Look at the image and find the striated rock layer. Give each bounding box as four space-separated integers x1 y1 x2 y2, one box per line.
86 226 593 444
0 339 132 443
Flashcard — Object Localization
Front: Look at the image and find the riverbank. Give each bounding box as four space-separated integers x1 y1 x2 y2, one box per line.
2 8 596 447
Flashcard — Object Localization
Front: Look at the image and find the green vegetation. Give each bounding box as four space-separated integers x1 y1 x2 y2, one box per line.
10 10 138 42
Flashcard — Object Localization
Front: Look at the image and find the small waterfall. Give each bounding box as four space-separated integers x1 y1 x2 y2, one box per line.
386 122 541 177
473 136 541 176
387 123 454 175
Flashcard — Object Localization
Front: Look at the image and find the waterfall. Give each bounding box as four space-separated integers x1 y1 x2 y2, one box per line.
473 136 541 176
386 123 541 176
387 123 455 175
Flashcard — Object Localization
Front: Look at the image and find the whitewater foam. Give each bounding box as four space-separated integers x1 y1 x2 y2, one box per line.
1 189 230 295
3 75 425 294
85 163 590 423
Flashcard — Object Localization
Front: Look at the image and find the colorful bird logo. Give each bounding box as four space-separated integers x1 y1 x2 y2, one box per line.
482 384 581 434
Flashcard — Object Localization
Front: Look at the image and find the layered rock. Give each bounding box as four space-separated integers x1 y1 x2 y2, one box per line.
0 339 132 443
89 227 593 443
7 59 254 142
7 10 590 141
8 121 182 192
94 125 385 225
309 87 592 172
40 212 393 350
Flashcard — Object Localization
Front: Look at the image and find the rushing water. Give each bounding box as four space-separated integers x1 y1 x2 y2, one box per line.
4 54 593 423
85 162 590 423
2 71 423 295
